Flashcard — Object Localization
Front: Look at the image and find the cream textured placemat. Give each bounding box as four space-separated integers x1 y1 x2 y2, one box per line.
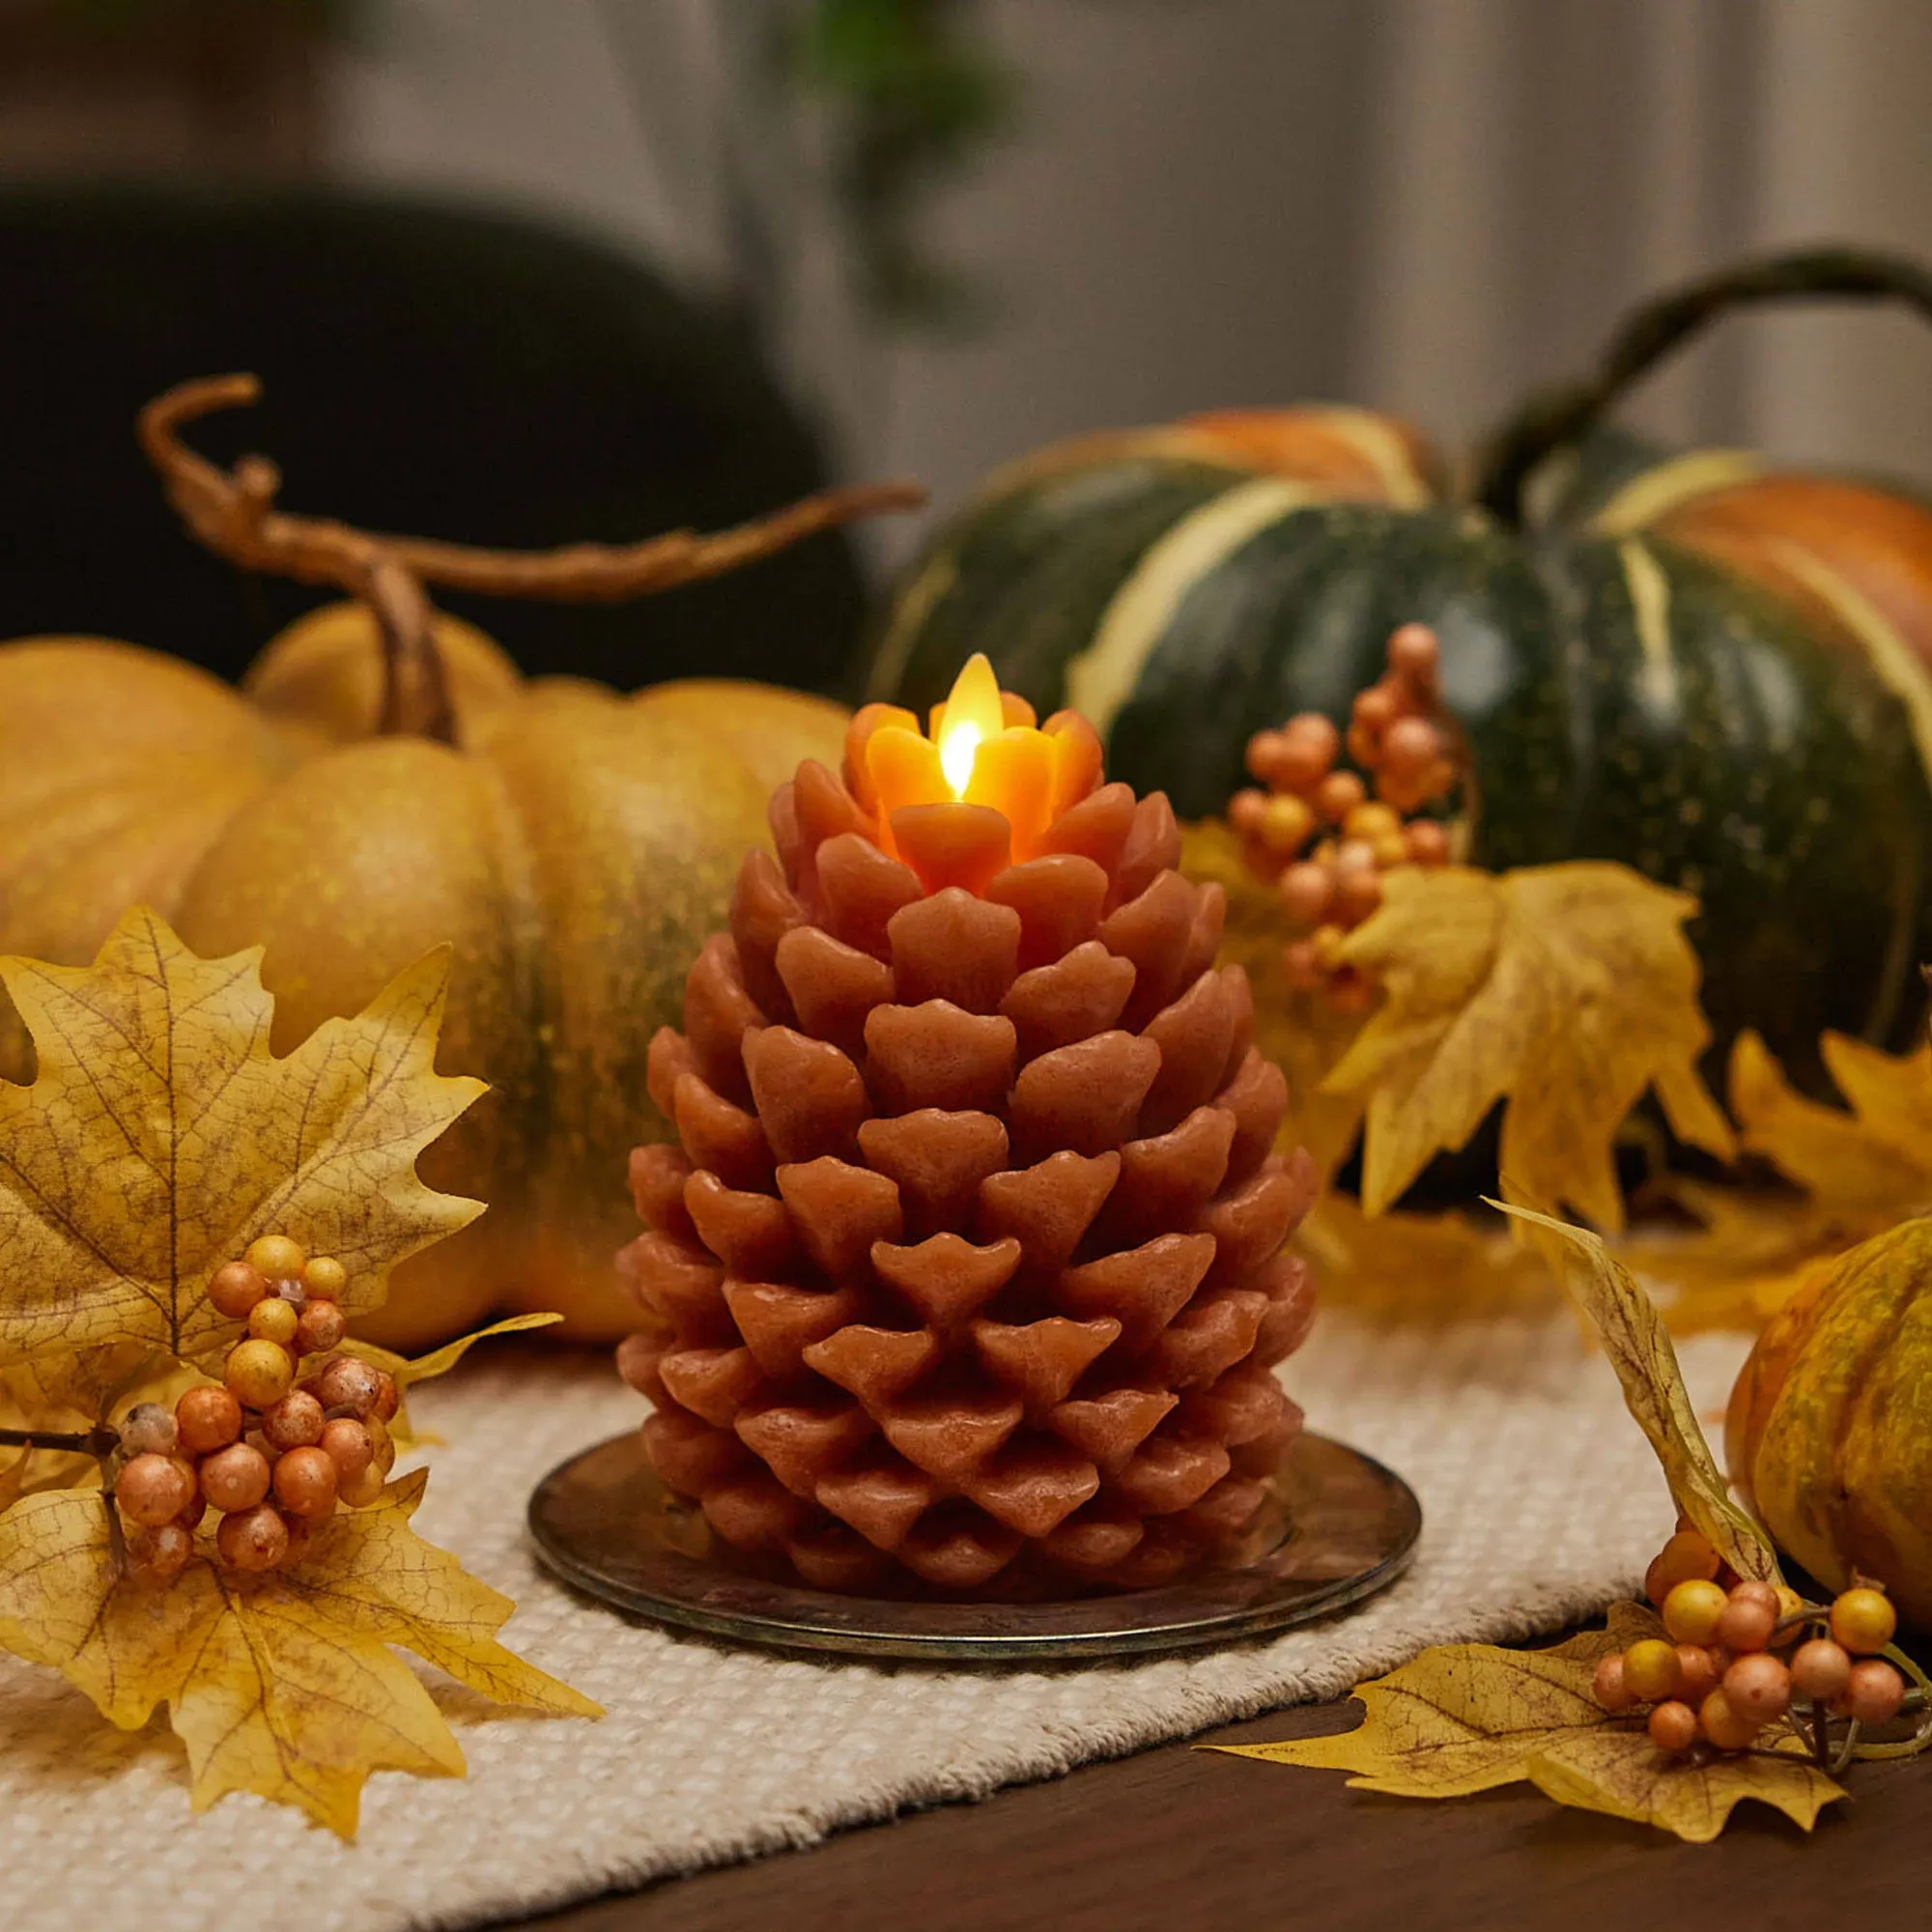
0 1316 1751 1932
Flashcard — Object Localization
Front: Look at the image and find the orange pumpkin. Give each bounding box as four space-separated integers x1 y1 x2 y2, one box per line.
0 607 848 1350
1726 1220 1932 1631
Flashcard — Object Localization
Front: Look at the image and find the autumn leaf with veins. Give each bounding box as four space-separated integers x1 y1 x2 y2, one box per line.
0 906 485 1368
1222 1605 1843 1844
1218 1190 1872 1842
0 907 599 1836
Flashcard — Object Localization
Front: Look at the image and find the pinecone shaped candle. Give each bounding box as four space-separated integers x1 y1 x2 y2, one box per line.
616 655 1318 1594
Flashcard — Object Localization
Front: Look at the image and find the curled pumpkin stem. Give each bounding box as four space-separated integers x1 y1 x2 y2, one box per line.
137 373 928 742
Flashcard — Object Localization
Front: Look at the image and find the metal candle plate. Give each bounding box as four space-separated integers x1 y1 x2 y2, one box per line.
528 1430 1420 1662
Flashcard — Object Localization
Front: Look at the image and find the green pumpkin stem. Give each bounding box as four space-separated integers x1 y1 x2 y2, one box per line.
1474 245 1932 527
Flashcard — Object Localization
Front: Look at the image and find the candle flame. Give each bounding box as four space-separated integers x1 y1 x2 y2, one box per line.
934 653 1006 802
939 722 982 797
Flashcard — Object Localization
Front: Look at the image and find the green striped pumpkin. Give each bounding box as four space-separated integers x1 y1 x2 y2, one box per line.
865 259 1932 1083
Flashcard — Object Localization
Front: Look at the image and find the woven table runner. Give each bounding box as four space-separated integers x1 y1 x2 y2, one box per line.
0 1316 1751 1932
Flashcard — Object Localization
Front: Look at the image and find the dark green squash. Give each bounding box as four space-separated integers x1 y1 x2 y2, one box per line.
865 250 1932 1084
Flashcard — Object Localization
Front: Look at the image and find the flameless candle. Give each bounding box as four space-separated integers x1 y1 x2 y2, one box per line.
617 653 1320 1595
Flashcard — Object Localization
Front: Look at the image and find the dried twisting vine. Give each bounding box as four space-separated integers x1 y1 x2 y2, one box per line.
138 373 926 742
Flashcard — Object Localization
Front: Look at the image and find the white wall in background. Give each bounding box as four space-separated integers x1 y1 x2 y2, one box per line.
323 0 1932 549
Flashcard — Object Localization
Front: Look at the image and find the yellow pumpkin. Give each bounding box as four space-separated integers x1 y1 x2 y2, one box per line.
0 605 847 1350
1725 1220 1932 1632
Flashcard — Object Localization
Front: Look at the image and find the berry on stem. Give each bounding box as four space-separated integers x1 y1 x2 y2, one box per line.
126 1522 196 1588
313 1356 384 1419
1674 1645 1720 1705
371 1371 400 1425
272 1446 339 1520
206 1261 268 1321
244 1234 305 1281
1405 820 1450 867
226 1338 296 1410
1717 1589 1777 1655
1790 1638 1853 1704
1830 1587 1897 1656
216 1503 290 1573
247 1297 300 1348
1278 862 1333 925
175 1384 242 1455
303 1256 348 1299
118 1403 178 1459
320 1417 374 1483
1840 1659 1907 1725
1380 715 1438 779
1645 1528 1719 1605
1388 622 1439 683
1259 794 1314 855
1722 1652 1792 1725
1698 1687 1760 1751
115 1454 195 1528
1622 1639 1682 1703
296 1298 347 1354
1314 771 1366 825
1592 1653 1632 1714
1648 1700 1698 1755
263 1390 325 1452
199 1441 271 1513
1662 1578 1728 1646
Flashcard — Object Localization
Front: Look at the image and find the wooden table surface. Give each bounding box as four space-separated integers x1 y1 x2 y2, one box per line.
510 1673 1932 1931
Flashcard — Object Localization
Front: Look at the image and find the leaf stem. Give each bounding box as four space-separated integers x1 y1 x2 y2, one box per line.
0 1424 118 1458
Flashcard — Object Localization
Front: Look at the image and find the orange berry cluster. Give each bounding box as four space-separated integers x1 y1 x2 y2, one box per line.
1227 622 1459 1010
1592 1524 1909 1759
113 1235 398 1585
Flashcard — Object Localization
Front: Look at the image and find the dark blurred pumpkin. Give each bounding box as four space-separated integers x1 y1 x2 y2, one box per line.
866 250 1932 1086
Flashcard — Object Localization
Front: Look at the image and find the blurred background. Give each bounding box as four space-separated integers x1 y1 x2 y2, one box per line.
4 0 1930 690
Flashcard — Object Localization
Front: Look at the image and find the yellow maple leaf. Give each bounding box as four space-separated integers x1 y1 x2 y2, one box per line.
1526 1725 1843 1842
0 1485 222 1727
1628 1029 1932 1333
0 1475 598 1836
0 912 595 1834
1217 1605 1652 1795
0 905 486 1368
1495 1203 1777 1582
280 1468 600 1715
170 1582 468 1838
1325 865 1734 1228
1733 1027 1932 1209
1293 1195 1560 1324
1219 1602 1845 1841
